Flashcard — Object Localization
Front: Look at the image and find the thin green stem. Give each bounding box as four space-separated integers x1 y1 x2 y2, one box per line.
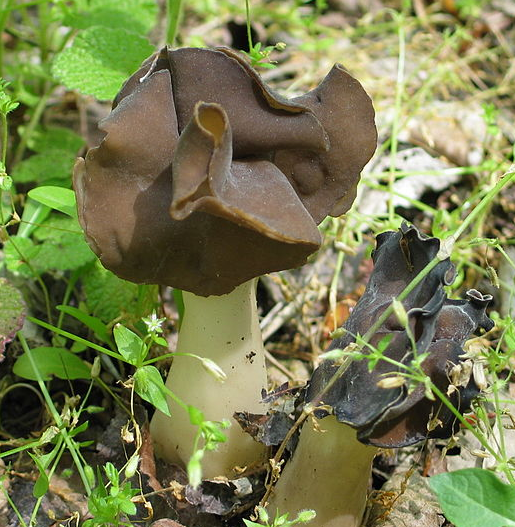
17 332 92 494
453 168 515 241
28 316 123 361
492 379 508 463
37 0 51 66
0 112 7 226
0 438 47 458
431 383 515 486
1 112 7 166
29 438 66 525
57 270 81 329
143 350 220 366
364 257 440 342
1 482 29 527
162 384 188 412
0 0 15 78
5 236 53 323
165 0 184 46
388 12 406 222
12 88 52 167
95 376 131 415
245 0 253 51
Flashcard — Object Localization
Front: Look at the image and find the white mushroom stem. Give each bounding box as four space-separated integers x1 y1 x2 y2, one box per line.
150 279 268 478
267 415 378 527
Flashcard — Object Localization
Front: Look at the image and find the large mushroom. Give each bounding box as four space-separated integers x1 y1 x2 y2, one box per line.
73 46 377 477
267 224 493 527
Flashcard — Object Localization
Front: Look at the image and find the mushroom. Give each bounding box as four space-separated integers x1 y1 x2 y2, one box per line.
73 46 377 477
267 224 493 527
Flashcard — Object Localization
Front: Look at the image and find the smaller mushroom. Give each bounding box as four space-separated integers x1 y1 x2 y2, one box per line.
267 224 493 527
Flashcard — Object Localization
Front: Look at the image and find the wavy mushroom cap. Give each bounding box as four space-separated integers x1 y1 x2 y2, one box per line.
307 224 493 447
74 47 377 296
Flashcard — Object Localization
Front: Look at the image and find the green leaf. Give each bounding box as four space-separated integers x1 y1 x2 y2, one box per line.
429 468 515 527
200 420 228 450
28 453 49 498
17 198 51 238
0 278 26 354
33 215 95 271
28 186 77 218
82 261 158 323
133 365 170 416
187 405 204 426
12 151 76 185
57 305 110 344
295 509 317 523
68 421 89 437
0 80 19 115
84 465 96 488
13 347 91 381
3 236 41 277
52 26 154 100
118 484 138 515
28 126 85 154
113 324 145 366
104 462 119 487
63 0 157 35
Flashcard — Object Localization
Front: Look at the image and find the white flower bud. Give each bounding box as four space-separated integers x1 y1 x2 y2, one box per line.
201 358 227 383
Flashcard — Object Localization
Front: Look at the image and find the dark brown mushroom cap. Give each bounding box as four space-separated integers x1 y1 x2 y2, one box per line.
74 47 377 296
306 224 493 447
362 340 475 447
362 289 493 447
274 64 377 222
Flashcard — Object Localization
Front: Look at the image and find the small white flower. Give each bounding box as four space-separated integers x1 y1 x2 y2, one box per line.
143 311 166 333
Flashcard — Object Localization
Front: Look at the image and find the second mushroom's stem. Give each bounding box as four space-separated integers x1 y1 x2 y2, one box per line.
150 278 268 478
267 416 377 527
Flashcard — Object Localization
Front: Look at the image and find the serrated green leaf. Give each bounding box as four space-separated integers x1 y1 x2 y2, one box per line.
12 151 76 185
82 261 158 323
52 27 154 100
63 0 157 35
429 468 515 527
0 278 26 354
113 324 145 366
133 365 170 416
29 126 85 154
28 186 77 218
13 346 91 381
3 236 41 277
33 215 95 271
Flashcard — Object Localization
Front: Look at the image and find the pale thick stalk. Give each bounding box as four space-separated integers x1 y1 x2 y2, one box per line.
150 279 268 478
267 416 377 527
